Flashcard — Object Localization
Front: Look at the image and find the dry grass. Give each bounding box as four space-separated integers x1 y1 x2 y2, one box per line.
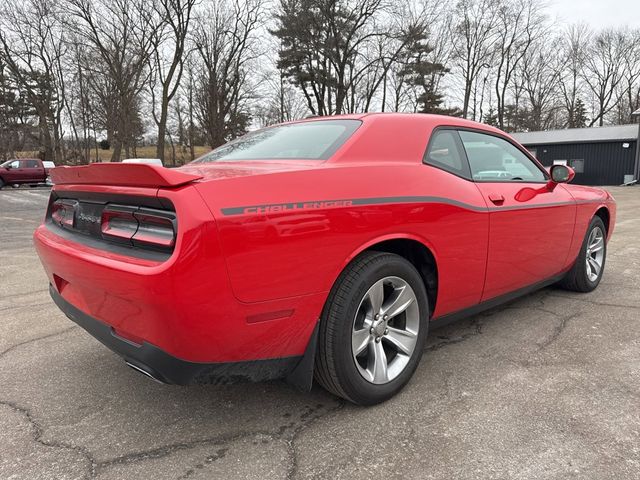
15 145 212 166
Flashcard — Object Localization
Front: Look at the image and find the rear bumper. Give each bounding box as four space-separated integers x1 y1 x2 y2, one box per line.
50 285 302 385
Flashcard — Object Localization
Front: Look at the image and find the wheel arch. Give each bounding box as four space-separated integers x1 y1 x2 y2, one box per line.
594 206 610 234
335 234 439 318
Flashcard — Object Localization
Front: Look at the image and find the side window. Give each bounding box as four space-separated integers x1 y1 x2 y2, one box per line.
459 130 547 182
424 129 470 179
25 160 39 168
8 160 20 168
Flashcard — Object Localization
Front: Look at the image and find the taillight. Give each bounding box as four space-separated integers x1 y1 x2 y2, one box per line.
101 206 138 244
51 200 77 228
101 205 176 250
132 211 176 248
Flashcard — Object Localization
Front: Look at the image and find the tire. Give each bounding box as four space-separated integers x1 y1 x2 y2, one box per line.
558 216 607 292
315 251 429 405
0 178 4 189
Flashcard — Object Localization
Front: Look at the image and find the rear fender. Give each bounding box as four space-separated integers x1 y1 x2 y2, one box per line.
332 233 439 288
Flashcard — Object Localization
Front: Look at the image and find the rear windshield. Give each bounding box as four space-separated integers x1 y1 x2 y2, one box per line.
193 119 361 163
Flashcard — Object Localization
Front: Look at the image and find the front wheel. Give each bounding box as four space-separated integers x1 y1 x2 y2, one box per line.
0 178 4 189
315 251 429 405
559 216 607 292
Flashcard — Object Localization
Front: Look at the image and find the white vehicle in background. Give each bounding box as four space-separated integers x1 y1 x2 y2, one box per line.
43 161 56 185
474 170 513 180
122 158 164 167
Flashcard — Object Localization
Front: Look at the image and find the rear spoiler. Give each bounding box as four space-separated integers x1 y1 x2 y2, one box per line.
50 163 202 188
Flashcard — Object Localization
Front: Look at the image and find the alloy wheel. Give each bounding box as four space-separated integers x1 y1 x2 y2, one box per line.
351 276 420 384
585 226 605 282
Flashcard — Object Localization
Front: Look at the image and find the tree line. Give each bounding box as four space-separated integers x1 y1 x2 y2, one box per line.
0 0 638 164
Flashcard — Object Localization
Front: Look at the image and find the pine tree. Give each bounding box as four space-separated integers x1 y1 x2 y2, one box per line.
568 98 588 128
400 32 458 115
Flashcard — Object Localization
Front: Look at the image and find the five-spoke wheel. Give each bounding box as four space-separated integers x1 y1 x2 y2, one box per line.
559 215 607 292
315 251 428 405
585 226 605 282
351 276 420 384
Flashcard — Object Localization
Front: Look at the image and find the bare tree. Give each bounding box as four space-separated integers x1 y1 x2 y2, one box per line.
192 0 263 148
558 24 590 128
351 15 429 113
359 1 451 114
492 0 546 130
64 0 155 161
169 58 200 162
0 0 67 161
450 0 499 120
148 0 196 164
614 28 640 124
519 37 564 130
254 70 309 127
64 37 96 163
582 29 625 127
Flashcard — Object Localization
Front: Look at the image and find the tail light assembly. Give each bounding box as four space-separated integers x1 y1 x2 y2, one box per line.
51 199 78 228
101 206 177 251
48 197 177 258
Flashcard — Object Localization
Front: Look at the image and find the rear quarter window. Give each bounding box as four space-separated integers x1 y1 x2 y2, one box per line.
423 129 471 179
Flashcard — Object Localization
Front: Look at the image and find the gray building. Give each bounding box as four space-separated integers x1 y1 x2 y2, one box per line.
512 125 639 186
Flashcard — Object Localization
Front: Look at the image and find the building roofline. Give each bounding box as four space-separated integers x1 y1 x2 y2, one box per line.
512 124 638 146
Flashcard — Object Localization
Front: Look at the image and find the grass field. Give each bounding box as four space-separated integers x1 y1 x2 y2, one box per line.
16 145 212 166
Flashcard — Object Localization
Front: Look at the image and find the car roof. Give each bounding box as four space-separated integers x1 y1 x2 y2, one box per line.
295 112 506 135
295 113 513 164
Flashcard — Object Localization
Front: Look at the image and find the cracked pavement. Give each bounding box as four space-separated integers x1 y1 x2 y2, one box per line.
0 186 639 479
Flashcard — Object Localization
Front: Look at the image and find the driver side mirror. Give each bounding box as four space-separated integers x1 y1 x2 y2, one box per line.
548 164 575 188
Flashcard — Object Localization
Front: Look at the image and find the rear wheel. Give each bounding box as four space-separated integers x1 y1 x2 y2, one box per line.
315 251 429 405
559 216 607 292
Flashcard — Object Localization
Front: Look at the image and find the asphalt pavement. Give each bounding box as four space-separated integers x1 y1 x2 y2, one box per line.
0 186 638 479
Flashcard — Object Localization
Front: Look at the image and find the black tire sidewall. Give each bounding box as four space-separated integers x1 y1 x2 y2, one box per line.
329 254 429 405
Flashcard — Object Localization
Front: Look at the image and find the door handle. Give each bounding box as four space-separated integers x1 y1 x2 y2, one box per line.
488 193 505 205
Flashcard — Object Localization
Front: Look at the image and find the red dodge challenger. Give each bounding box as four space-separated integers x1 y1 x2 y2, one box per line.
34 113 615 405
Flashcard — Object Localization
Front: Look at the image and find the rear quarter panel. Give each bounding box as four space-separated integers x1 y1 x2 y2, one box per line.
195 162 490 318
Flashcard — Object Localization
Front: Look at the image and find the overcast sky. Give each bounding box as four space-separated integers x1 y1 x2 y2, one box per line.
547 0 640 28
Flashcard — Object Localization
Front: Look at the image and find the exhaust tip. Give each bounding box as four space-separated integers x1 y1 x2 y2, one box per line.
125 361 166 385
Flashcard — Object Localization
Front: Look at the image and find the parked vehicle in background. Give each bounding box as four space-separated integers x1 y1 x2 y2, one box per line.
0 159 55 188
122 158 164 166
34 113 616 405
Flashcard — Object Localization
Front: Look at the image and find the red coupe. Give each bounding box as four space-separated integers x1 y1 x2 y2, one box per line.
34 114 615 405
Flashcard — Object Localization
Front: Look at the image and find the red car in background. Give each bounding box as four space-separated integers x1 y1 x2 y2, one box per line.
34 114 615 405
0 158 55 188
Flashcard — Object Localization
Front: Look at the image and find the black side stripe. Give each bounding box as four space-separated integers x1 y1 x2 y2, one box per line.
220 196 599 216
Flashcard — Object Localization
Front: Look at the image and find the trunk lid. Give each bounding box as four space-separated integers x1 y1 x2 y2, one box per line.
176 160 322 182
